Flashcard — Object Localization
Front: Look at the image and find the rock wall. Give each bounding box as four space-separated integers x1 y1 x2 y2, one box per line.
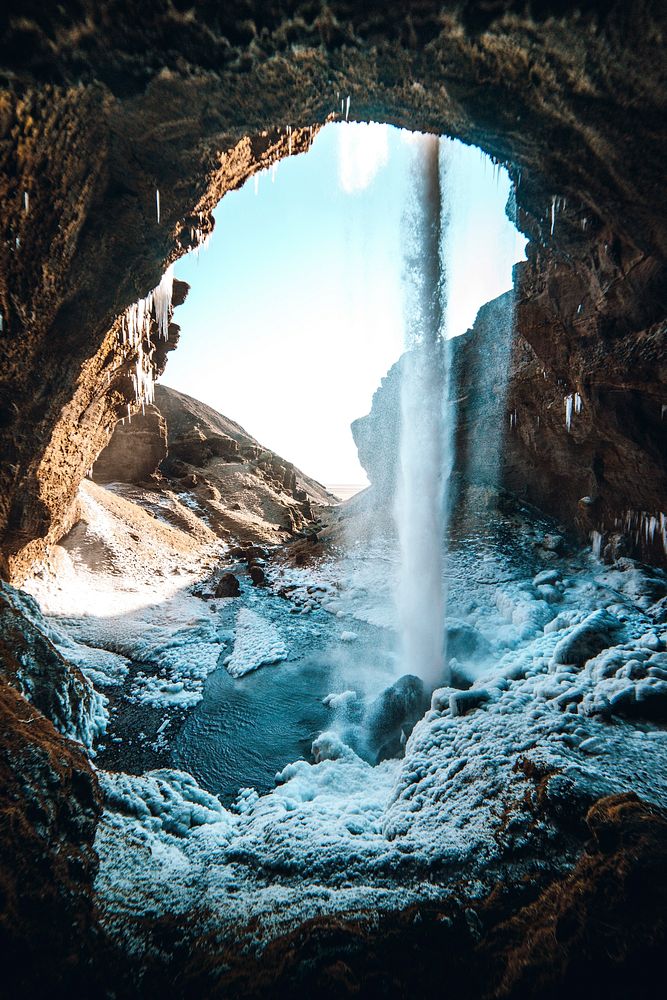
92 404 168 484
353 230 667 565
0 2 665 579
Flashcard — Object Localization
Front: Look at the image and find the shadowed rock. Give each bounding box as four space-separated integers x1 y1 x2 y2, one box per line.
366 674 430 762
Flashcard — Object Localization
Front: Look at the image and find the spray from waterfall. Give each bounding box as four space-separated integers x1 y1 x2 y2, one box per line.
394 135 453 689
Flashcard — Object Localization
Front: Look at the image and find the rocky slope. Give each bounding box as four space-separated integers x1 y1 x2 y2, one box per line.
0 1 665 577
92 382 333 543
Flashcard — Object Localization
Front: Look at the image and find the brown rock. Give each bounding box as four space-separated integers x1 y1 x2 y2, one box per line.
0 5 665 577
92 404 168 484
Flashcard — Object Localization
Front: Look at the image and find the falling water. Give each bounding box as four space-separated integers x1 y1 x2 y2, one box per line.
394 135 452 689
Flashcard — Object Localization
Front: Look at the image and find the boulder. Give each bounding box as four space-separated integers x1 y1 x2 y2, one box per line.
214 573 241 598
366 674 430 762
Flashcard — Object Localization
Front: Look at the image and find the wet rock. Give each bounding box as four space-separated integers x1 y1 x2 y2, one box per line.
248 565 265 586
214 573 241 598
366 674 430 762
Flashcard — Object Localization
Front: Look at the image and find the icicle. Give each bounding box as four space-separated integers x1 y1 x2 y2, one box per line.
591 530 603 559
127 404 132 423
341 98 344 116
0 311 3 332
156 189 160 223
15 237 20 249
153 264 174 341
345 95 350 121
564 394 574 432
661 404 667 420
23 191 29 214
574 392 583 415
550 196 556 236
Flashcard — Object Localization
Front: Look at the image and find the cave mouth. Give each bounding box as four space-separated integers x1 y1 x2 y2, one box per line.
54 122 530 800
3 9 667 994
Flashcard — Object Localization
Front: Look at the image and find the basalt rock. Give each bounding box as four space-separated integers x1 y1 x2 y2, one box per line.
0 2 665 577
366 673 430 762
215 572 241 598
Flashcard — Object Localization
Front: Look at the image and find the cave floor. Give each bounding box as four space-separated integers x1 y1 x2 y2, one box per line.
21 480 667 972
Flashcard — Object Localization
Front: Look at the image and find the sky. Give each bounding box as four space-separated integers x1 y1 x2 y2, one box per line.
162 123 526 486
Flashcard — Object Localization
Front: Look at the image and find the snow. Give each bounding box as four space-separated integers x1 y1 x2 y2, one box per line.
91 517 667 956
15 477 667 955
323 689 358 709
225 608 287 678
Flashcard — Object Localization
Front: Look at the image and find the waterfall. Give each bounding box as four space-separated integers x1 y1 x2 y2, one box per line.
394 135 452 689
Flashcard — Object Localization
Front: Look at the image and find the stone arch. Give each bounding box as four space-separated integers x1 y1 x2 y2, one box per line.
0 1 665 576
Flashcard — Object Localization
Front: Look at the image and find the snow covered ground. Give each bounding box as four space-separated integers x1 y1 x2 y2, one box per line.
20 481 667 955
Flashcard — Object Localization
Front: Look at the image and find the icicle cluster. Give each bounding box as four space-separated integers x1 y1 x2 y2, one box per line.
615 510 667 554
549 195 567 236
120 264 174 407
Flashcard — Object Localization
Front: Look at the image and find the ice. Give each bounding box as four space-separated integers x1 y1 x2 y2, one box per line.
155 188 160 223
0 580 108 749
100 768 233 837
92 535 667 953
565 393 573 431
323 690 358 709
225 607 287 678
120 263 174 406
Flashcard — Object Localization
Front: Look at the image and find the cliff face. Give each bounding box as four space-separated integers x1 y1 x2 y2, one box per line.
0 1 665 578
354 246 667 564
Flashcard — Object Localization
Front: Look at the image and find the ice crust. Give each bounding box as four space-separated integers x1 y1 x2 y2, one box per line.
93 534 667 952
225 608 287 678
15 482 667 952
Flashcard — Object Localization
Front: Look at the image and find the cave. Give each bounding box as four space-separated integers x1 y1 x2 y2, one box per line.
1 3 666 998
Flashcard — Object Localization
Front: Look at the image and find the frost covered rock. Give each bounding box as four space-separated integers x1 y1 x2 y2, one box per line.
323 690 357 710
99 769 232 838
311 731 357 762
226 607 286 678
446 619 491 662
551 609 622 667
449 687 492 717
0 582 106 749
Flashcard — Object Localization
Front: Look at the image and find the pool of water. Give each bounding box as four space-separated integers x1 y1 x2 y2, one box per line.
172 594 396 804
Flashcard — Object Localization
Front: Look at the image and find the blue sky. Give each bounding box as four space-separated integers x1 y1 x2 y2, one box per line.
163 123 526 485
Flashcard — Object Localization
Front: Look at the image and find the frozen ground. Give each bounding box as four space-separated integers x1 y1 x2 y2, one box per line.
22 482 667 955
